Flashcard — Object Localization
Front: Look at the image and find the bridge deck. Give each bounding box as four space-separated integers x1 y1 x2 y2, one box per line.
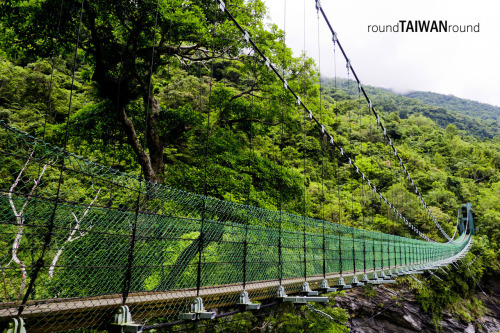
0 267 401 332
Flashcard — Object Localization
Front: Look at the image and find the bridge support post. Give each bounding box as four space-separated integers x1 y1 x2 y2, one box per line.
333 277 352 290
300 282 319 296
179 297 215 320
350 275 365 287
237 291 260 310
108 305 143 333
319 279 336 293
2 318 26 333
276 285 328 304
411 266 424 274
385 269 396 278
367 272 382 284
379 271 396 283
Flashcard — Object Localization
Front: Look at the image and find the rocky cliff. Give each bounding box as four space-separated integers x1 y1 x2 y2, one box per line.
334 282 500 333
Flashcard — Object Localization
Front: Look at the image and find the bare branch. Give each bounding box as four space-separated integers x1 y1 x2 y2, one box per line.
2 147 50 298
19 163 49 217
7 149 36 217
48 188 102 279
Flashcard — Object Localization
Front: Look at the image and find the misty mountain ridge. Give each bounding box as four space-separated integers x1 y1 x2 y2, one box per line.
402 90 500 120
322 77 500 139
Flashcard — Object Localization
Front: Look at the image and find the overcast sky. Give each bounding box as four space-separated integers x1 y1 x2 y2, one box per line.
264 0 500 107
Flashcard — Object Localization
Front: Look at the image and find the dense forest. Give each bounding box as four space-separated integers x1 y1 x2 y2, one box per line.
332 79 500 139
404 91 500 121
0 0 499 332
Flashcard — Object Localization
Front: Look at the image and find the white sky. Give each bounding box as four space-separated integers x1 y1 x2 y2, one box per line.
264 0 500 107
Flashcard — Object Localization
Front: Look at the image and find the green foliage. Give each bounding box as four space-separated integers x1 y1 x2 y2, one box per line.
328 78 500 138
1 0 499 331
362 284 376 298
450 297 486 323
163 302 349 333
405 91 500 121
0 56 92 134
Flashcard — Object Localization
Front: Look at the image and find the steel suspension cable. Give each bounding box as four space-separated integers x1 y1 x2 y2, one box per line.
330 15 343 279
215 0 433 243
314 0 451 242
161 0 174 184
242 2 258 294
195 0 219 298
17 0 85 316
317 1 328 281
25 0 66 261
40 0 65 142
277 0 287 287
301 0 307 282
29 0 65 292
357 80 367 274
346 64 357 276
123 0 161 305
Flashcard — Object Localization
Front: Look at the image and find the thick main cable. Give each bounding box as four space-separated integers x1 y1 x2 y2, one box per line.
216 0 433 243
314 0 451 242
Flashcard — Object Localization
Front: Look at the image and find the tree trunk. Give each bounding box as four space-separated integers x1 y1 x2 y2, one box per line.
116 94 165 184
118 105 161 183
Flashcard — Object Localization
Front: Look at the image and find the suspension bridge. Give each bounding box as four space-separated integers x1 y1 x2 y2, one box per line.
0 0 474 332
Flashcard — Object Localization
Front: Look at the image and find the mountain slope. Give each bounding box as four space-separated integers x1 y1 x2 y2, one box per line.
322 78 500 139
404 91 500 121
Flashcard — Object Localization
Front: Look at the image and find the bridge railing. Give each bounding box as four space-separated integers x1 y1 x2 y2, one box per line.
0 120 470 331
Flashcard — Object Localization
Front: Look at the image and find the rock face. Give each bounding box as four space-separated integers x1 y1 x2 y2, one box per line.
334 284 500 333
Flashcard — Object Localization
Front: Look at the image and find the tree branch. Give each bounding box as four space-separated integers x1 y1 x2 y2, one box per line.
2 147 50 298
119 106 157 182
222 118 283 126
48 188 101 279
229 82 260 102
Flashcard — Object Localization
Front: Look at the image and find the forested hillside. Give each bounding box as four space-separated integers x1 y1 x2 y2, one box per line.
404 91 500 120
329 78 500 138
0 0 499 331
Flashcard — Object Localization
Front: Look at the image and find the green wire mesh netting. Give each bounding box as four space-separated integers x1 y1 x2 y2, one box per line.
0 120 470 331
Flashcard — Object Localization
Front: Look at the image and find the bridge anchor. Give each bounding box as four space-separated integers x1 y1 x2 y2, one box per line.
318 279 337 293
179 297 216 320
350 275 365 287
407 266 423 274
2 318 26 333
300 282 319 296
108 306 143 333
385 270 397 278
276 285 328 304
367 272 383 284
237 290 260 310
379 271 396 283
334 277 352 290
